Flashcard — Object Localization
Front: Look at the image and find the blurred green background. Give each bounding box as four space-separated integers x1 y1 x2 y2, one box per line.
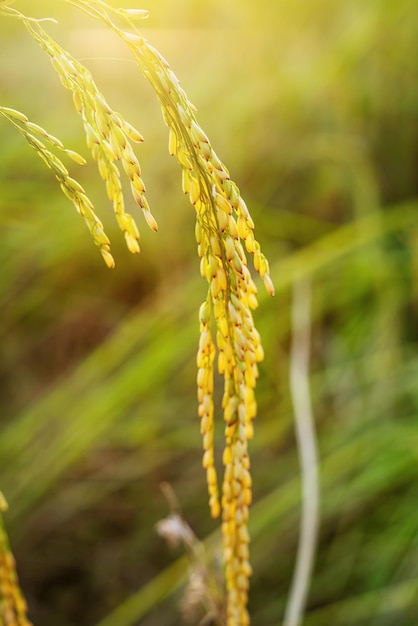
1 0 418 624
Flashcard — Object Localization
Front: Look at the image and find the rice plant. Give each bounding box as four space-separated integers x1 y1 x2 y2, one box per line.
1 1 418 626
0 2 274 625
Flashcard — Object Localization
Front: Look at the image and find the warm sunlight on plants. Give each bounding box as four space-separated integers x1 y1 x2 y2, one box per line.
1 1 418 626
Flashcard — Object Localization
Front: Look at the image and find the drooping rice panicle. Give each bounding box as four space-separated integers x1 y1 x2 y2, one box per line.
92 17 273 626
133 45 273 626
12 9 157 261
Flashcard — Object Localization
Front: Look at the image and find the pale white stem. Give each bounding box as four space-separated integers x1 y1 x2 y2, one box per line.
283 278 320 626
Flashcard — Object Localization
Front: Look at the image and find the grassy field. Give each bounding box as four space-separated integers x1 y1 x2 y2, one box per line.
1 1 418 625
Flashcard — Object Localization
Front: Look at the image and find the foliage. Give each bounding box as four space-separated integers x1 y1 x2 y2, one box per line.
1 0 418 625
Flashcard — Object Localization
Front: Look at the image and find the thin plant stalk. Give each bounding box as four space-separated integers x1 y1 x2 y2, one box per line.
284 279 320 626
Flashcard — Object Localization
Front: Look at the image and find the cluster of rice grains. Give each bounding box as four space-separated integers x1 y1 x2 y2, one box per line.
120 22 274 626
191 138 274 626
0 496 32 626
19 14 157 268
